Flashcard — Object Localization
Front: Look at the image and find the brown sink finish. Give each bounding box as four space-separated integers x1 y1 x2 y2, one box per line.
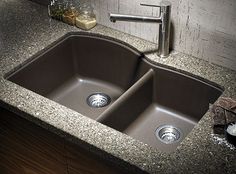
7 33 223 152
7 34 144 119
99 60 223 152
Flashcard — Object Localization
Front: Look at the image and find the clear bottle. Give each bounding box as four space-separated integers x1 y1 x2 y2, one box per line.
48 0 65 21
62 0 78 25
75 2 96 30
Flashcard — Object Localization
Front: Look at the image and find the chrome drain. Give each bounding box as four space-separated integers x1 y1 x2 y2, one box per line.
87 93 111 108
156 125 181 144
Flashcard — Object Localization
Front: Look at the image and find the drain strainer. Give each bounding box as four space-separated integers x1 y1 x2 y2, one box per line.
87 93 111 108
156 125 181 144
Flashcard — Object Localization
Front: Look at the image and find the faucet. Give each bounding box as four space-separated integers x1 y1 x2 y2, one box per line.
109 1 171 58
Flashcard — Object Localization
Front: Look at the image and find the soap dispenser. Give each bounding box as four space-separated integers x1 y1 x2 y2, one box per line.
75 3 97 30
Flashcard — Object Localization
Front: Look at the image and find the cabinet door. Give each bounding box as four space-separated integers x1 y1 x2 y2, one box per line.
0 107 135 174
0 108 67 174
66 141 127 174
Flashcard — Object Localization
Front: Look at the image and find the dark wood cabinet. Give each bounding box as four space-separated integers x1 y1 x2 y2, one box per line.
0 108 127 174
0 108 67 174
66 142 123 174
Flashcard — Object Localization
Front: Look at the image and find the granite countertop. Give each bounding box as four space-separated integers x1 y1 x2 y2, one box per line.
0 1 236 173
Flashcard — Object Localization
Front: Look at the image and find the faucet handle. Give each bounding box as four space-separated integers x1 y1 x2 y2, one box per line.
140 3 161 8
140 1 171 17
140 1 171 8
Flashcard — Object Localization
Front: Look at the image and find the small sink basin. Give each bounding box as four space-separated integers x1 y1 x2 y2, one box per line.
6 33 223 153
98 61 223 152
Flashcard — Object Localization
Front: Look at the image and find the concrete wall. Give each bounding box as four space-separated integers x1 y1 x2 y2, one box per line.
90 0 236 70
32 0 236 70
30 0 49 6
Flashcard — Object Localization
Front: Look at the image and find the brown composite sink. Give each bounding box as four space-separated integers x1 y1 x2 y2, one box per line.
6 33 223 152
7 33 144 119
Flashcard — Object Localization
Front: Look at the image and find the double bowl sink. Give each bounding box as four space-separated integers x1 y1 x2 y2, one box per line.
6 33 223 152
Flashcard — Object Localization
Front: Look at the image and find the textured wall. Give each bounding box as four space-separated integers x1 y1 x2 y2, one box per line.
90 0 236 70
30 0 49 6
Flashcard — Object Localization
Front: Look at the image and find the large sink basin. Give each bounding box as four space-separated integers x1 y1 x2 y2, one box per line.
6 33 223 152
7 33 143 119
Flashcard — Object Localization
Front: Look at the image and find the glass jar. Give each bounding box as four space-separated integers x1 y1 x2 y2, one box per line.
78 3 95 19
48 0 65 21
75 3 96 30
63 6 78 25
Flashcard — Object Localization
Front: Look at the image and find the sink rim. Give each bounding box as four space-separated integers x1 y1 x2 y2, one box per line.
4 32 143 79
4 31 224 94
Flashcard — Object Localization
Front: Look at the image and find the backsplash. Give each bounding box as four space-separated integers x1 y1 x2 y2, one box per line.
30 0 236 70
90 0 236 70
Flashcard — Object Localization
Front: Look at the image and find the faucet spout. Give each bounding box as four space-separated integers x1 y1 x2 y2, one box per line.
109 14 162 23
109 1 171 58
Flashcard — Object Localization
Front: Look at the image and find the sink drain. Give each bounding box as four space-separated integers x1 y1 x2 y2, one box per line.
156 125 181 144
87 93 111 108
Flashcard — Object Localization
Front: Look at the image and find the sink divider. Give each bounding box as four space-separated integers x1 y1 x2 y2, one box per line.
96 69 154 132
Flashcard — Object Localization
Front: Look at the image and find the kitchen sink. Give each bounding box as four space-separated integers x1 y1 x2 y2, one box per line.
7 33 144 119
6 33 223 152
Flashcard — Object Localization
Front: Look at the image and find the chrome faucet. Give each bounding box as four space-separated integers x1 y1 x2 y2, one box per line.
109 1 171 58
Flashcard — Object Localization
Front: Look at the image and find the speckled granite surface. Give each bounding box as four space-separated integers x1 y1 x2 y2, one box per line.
0 1 236 173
